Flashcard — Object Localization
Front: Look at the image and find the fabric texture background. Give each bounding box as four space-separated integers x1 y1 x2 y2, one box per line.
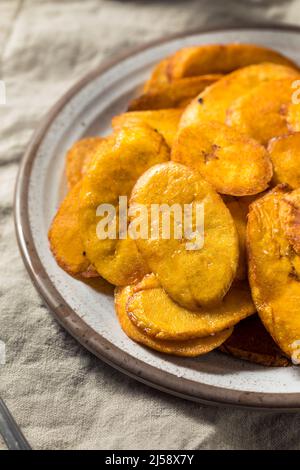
1 0 300 450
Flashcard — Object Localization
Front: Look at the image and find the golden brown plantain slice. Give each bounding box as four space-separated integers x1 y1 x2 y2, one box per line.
167 44 298 80
226 78 296 145
143 57 171 92
129 162 239 309
180 63 299 129
279 188 300 255
247 185 300 361
48 182 98 278
172 121 272 196
268 133 300 188
219 315 290 367
66 137 105 188
126 273 254 340
112 109 182 148
79 125 170 286
225 198 248 280
129 75 222 111
115 285 233 356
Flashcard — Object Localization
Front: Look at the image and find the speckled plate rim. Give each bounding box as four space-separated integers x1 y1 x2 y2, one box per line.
14 24 300 410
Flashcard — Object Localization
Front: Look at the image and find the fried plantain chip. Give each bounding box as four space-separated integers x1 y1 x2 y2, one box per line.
167 44 298 80
172 121 272 196
115 284 233 356
66 137 105 188
129 75 222 111
48 182 98 278
126 274 254 340
143 57 171 92
279 188 300 255
79 125 170 286
247 185 300 360
226 78 296 145
225 198 248 280
129 162 239 309
180 63 299 129
112 109 182 148
219 315 290 367
268 133 300 188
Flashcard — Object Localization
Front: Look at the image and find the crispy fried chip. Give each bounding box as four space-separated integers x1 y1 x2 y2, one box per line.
112 109 182 148
66 137 105 188
279 188 300 255
143 58 170 92
129 162 239 309
180 63 299 128
247 185 300 359
172 121 272 196
126 274 254 340
129 75 222 111
115 285 233 356
268 133 300 188
226 78 296 145
220 315 290 367
226 198 248 280
167 44 298 80
48 182 98 278
79 125 170 286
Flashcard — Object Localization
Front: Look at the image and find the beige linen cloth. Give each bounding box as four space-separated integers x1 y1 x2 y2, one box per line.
2 0 300 450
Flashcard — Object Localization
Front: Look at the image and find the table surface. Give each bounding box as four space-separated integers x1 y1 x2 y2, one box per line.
2 0 300 450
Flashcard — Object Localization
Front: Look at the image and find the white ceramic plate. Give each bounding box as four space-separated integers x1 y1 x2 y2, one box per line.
15 26 300 409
